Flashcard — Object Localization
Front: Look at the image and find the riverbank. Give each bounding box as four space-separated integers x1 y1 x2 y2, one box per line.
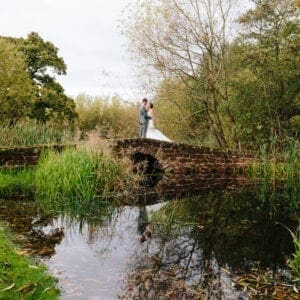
0 224 59 299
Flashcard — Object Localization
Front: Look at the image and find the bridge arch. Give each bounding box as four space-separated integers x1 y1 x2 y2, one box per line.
131 152 164 187
112 138 256 198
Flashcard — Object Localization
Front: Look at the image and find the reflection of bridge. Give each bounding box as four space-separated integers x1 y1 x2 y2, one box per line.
112 138 255 198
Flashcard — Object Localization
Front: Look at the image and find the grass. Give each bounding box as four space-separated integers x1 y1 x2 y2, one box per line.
35 147 139 208
0 224 59 299
246 140 300 209
246 141 300 181
283 224 300 284
0 119 75 147
0 168 35 199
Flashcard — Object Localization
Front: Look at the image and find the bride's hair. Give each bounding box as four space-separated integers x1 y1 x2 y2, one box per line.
149 103 153 109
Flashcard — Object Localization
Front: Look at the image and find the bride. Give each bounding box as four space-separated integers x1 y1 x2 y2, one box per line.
146 103 172 142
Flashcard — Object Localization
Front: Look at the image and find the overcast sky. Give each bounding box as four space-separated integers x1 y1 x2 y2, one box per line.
0 0 141 100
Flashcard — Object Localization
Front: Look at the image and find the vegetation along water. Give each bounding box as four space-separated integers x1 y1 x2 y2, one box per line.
0 0 299 298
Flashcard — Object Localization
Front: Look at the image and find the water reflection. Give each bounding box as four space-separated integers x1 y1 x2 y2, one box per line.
0 185 297 299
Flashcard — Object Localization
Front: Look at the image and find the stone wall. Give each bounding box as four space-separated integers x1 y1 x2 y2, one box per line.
0 144 74 168
112 138 257 199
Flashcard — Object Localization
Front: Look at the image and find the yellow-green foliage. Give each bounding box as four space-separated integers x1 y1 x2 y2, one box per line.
154 79 216 146
0 38 34 123
0 119 75 147
75 94 139 139
35 147 138 205
0 225 59 299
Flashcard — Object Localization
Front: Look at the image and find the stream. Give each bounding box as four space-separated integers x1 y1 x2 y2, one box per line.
0 185 298 299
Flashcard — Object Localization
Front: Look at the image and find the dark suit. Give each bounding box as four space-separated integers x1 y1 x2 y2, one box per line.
139 105 151 138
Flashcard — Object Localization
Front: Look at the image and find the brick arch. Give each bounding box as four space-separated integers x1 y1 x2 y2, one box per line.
112 138 256 198
131 152 164 187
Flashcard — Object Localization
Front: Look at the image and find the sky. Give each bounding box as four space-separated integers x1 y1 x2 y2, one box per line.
0 0 141 100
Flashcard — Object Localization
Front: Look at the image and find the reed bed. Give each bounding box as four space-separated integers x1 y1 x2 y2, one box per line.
35 147 139 208
0 120 75 147
246 140 300 209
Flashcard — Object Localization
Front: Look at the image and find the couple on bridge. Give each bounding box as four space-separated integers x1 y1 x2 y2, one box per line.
139 98 171 142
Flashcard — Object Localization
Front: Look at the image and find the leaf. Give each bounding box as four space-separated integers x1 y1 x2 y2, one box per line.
0 283 15 292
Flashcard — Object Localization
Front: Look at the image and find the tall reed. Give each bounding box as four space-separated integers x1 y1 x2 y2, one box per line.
35 147 138 209
282 224 300 284
0 119 75 147
246 140 299 210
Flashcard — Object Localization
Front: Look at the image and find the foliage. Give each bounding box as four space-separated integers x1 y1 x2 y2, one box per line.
0 225 59 299
0 32 77 124
281 223 300 283
75 94 139 139
0 38 34 124
289 227 300 283
231 0 300 147
35 147 139 206
123 0 299 150
246 140 300 209
0 119 76 147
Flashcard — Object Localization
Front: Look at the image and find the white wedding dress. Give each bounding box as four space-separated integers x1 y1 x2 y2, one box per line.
146 120 172 142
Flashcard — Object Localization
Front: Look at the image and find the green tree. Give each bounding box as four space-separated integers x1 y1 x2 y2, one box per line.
123 0 240 148
233 0 300 147
0 38 35 124
18 32 77 122
0 32 77 124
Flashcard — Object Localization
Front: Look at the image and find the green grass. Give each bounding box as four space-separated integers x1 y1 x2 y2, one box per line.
35 148 138 208
0 168 35 199
0 225 59 299
246 141 300 181
246 140 300 209
285 224 300 284
0 119 75 147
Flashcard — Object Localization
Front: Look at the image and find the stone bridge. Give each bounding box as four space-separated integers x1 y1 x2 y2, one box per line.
112 138 255 199
0 140 256 199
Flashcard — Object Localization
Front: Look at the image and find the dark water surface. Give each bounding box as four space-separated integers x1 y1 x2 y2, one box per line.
0 186 298 299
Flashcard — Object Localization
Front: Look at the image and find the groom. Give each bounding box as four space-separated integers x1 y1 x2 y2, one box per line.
139 98 151 138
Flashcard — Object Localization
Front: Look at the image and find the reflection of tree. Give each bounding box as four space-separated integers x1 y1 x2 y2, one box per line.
120 187 297 298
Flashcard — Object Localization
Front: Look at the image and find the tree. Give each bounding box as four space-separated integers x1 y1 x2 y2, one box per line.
124 0 239 148
235 0 299 145
0 32 77 124
154 79 211 144
0 38 35 124
18 32 77 122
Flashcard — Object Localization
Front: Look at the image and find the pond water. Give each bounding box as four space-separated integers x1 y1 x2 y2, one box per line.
0 185 298 299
